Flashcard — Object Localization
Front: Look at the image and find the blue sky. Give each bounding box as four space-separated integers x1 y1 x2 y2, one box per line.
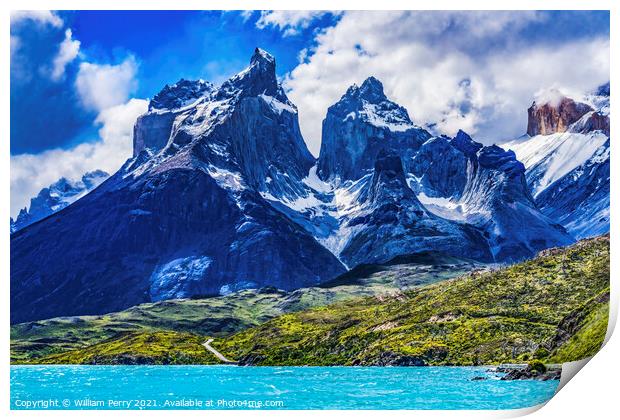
10 10 609 215
11 11 338 155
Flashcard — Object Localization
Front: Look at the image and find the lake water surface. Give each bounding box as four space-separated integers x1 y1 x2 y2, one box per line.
11 365 559 410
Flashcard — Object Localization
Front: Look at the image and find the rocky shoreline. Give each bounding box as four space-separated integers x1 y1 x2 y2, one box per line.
491 363 561 381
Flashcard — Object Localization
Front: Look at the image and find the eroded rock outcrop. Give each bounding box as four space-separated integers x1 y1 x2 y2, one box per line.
526 93 593 136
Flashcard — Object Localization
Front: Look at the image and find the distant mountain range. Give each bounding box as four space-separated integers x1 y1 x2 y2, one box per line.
10 170 109 233
10 48 610 323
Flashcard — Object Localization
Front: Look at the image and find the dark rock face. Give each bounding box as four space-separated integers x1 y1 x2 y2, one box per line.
409 131 479 199
340 152 493 267
317 77 430 182
162 48 314 201
237 353 266 366
364 152 415 204
548 290 609 351
500 366 561 381
407 130 572 262
133 112 177 157
10 170 109 233
195 94 314 198
149 79 213 111
10 167 344 324
10 48 345 324
457 143 573 261
526 95 593 136
373 351 427 367
450 129 484 157
596 81 610 97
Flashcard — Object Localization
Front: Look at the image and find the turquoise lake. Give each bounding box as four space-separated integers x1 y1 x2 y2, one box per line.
11 365 559 410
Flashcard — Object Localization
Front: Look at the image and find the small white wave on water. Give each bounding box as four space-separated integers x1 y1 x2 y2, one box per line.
266 384 288 396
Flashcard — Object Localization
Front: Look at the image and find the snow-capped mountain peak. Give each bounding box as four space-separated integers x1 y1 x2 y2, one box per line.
10 170 109 233
317 76 430 181
353 76 387 102
339 76 416 132
219 47 288 103
502 82 610 239
148 79 214 112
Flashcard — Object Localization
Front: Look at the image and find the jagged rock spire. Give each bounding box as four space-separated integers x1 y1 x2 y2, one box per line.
219 47 282 99
450 130 482 157
358 76 387 102
317 76 427 182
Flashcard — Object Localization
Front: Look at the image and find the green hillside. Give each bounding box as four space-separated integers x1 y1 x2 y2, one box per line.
211 236 610 366
12 252 473 362
13 237 609 366
30 331 219 365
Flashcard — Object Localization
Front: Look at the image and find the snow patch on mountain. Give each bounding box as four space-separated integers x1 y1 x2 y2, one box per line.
360 102 417 132
417 192 468 222
206 165 247 192
149 255 214 301
504 131 608 197
259 94 297 115
303 165 332 193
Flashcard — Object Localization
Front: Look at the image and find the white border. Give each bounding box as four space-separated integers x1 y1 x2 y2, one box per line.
2 1 617 419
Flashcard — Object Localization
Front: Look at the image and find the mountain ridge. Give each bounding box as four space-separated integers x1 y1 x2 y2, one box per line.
502 83 610 239
9 49 607 323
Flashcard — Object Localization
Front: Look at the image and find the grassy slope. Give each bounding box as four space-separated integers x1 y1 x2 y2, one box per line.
25 331 220 365
211 236 610 366
549 298 610 363
12 253 474 363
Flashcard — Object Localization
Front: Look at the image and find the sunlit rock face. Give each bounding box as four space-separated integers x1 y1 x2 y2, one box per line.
504 82 610 239
526 93 593 136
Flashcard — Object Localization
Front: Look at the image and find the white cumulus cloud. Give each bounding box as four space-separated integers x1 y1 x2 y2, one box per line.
75 57 138 112
10 99 148 217
50 29 80 81
284 11 609 155
10 10 63 28
256 11 338 36
10 11 64 59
